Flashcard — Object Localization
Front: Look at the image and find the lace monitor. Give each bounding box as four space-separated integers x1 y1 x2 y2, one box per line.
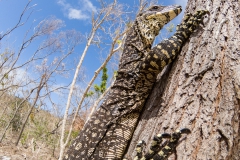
64 4 209 160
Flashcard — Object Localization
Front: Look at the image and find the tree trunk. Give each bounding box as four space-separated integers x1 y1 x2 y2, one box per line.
125 0 240 159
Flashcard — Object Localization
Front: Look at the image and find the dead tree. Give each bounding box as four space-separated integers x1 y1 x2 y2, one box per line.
125 0 240 159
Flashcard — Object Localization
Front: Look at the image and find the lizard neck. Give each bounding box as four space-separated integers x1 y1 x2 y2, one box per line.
124 21 152 52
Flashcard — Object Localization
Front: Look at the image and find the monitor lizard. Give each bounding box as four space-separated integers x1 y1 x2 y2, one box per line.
64 4 209 160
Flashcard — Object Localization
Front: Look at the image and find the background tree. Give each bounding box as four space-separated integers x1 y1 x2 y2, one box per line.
58 1 129 159
0 1 82 158
125 0 240 159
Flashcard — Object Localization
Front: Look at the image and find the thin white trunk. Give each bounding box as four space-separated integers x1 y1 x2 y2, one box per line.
59 1 125 159
58 31 95 160
62 34 125 154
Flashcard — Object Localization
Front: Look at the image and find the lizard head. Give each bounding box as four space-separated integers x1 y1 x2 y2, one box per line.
136 5 182 45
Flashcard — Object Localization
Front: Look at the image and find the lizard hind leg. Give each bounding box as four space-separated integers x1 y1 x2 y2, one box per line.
188 10 210 30
151 128 191 160
141 133 171 160
133 140 146 160
132 132 172 160
183 13 193 23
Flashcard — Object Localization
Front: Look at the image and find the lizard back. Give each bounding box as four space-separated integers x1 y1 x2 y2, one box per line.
64 5 185 160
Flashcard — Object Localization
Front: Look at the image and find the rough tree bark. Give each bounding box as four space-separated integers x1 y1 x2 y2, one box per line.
125 0 240 159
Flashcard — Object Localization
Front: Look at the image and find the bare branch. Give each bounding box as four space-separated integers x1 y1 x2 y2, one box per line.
0 0 35 41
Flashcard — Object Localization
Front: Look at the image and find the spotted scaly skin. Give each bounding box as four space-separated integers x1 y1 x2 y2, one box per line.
133 129 191 160
133 133 171 160
64 5 208 160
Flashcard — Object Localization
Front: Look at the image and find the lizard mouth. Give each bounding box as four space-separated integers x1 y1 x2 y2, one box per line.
146 5 182 21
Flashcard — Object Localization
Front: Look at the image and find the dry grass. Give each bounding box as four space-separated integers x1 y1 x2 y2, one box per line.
0 93 61 159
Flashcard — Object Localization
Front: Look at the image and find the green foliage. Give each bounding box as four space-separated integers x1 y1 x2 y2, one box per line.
11 113 22 131
20 132 28 145
113 70 118 77
20 112 60 151
33 120 49 137
71 130 79 139
116 39 122 44
85 91 94 97
94 84 101 93
0 97 61 151
87 65 108 97
99 66 108 94
8 98 25 132
65 130 79 146
3 73 8 79
0 119 7 128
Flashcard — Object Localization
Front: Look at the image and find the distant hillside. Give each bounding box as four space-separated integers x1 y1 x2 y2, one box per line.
0 91 87 159
0 92 61 159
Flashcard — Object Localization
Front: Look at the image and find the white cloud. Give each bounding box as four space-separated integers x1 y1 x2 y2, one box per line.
57 0 97 20
82 0 97 13
68 8 89 20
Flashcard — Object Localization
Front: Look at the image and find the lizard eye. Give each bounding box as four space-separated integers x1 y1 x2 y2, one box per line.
152 6 159 10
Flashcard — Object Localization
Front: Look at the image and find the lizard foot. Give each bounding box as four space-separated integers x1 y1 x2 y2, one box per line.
177 10 210 36
133 128 191 160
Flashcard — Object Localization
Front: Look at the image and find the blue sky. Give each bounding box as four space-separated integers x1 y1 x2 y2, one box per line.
0 0 187 113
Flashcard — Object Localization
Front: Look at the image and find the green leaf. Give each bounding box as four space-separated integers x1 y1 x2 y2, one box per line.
116 40 122 44
86 91 94 97
94 84 100 92
114 71 118 77
4 73 8 79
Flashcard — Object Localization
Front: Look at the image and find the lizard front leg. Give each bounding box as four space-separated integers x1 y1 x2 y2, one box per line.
139 10 209 74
